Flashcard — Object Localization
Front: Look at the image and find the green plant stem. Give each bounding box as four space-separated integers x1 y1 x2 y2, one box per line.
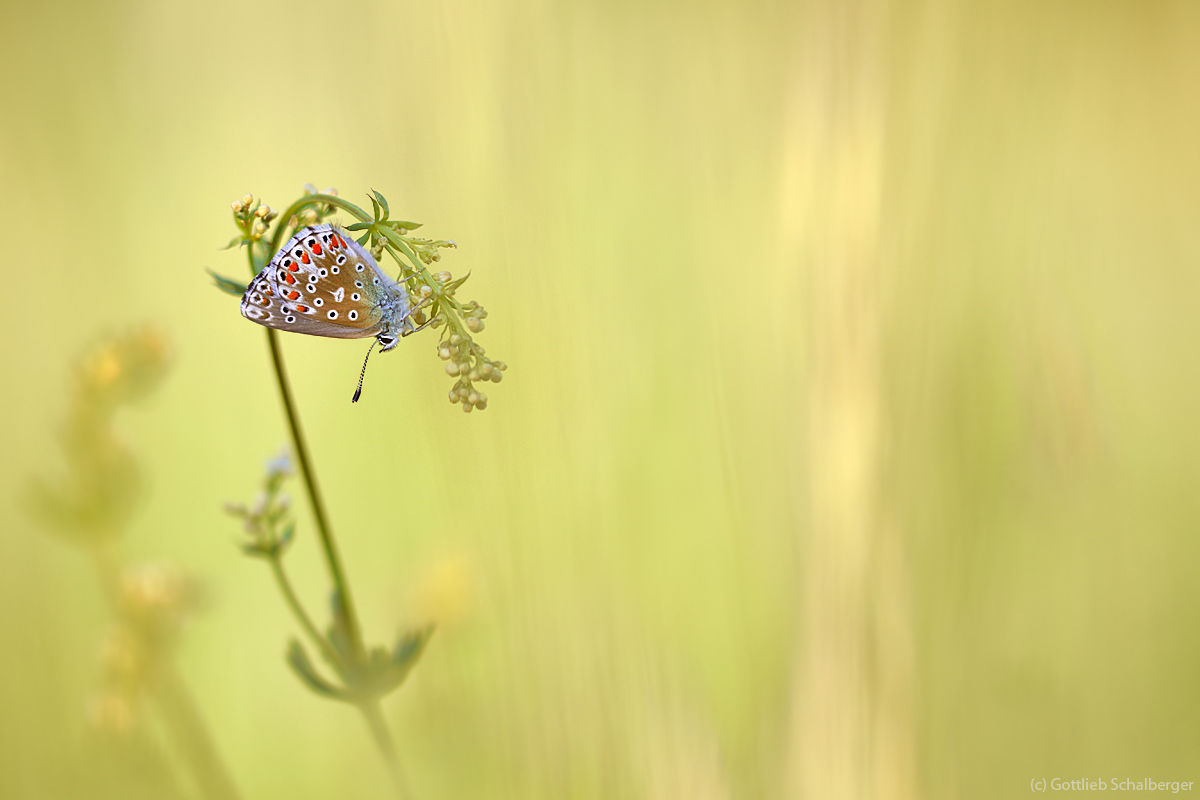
361 700 413 800
262 328 367 661
269 555 342 668
247 196 421 799
268 194 371 254
244 232 368 664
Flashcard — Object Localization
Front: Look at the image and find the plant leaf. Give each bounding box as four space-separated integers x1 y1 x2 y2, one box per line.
392 626 433 669
286 640 352 701
206 268 247 297
371 190 390 221
445 271 472 293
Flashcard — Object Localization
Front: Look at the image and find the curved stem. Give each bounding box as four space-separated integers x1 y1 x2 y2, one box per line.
269 555 342 670
360 701 413 800
244 195 422 798
245 238 366 662
268 194 373 254
264 327 366 661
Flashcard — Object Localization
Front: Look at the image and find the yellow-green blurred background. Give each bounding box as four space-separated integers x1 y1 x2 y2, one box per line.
3 0 1200 797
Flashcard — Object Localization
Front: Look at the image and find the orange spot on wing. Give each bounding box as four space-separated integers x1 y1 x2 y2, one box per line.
284 274 295 285
300 251 310 264
311 242 323 255
287 290 299 300
287 262 299 272
264 288 273 296
296 305 308 313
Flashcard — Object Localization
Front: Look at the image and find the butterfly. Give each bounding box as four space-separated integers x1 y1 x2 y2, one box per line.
240 223 423 400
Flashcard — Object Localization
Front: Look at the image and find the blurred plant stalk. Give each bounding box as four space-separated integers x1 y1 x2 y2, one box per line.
781 2 915 799
29 326 243 800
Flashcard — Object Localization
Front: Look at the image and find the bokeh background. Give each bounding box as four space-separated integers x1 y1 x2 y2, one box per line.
2 0 1199 798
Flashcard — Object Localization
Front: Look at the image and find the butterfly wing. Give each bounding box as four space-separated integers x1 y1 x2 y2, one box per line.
240 225 395 339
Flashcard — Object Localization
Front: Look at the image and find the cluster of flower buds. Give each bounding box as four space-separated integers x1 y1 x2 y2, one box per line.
231 193 280 241
224 449 295 557
29 326 172 543
407 236 456 265
75 324 171 412
420 270 506 412
439 331 506 413
118 561 199 642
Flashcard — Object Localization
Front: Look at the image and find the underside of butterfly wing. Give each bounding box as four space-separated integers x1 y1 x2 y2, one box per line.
240 225 395 340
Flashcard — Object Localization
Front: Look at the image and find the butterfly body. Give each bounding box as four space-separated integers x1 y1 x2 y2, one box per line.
240 224 412 350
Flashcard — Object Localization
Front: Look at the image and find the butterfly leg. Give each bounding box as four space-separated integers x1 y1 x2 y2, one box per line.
400 296 435 335
402 317 436 337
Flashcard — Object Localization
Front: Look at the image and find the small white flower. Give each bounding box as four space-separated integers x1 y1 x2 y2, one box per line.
265 448 293 478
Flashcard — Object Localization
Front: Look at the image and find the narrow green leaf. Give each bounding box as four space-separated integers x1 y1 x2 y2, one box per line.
370 193 381 222
286 640 352 701
356 232 371 247
390 220 422 231
445 271 472 292
393 626 434 669
370 626 434 696
240 542 269 558
221 235 244 250
206 268 247 297
327 590 354 663
371 190 390 221
344 221 372 231
278 522 295 551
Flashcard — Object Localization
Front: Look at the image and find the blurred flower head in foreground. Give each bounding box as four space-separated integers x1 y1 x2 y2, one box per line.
28 325 171 543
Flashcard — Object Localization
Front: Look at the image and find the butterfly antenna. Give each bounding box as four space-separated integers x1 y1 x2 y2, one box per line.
352 341 378 403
